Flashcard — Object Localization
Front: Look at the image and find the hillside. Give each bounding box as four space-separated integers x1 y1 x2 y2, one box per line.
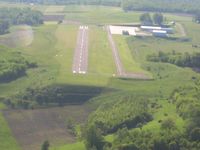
1 0 200 14
0 3 200 150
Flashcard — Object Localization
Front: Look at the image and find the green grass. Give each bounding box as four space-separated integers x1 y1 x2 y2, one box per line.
143 100 185 133
0 103 6 109
64 5 141 24
50 142 85 150
39 24 116 86
44 5 65 13
88 26 116 75
105 134 115 143
0 5 200 150
114 35 151 76
0 113 20 150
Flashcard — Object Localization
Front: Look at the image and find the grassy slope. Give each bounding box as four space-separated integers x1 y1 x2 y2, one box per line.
0 5 200 150
0 25 58 97
0 112 20 150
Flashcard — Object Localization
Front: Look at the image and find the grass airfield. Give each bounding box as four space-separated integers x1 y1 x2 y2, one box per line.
0 4 200 150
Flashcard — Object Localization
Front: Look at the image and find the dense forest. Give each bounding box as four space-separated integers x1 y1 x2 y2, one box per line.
83 79 200 150
0 8 43 34
88 95 152 134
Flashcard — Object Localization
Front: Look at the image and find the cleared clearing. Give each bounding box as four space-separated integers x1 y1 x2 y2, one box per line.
0 25 34 48
176 22 187 37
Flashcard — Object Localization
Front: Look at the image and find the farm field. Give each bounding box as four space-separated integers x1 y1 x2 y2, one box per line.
0 3 200 150
3 105 91 150
0 112 20 150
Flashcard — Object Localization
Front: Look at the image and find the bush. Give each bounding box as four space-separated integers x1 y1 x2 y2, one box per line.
190 128 200 141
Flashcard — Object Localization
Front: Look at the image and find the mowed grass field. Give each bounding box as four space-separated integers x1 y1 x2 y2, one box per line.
63 5 141 24
88 26 116 75
113 35 151 76
50 142 85 150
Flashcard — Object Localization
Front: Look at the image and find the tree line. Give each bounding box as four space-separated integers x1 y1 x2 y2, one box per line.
2 0 200 15
147 51 200 68
140 13 164 26
2 85 103 109
0 8 43 34
122 0 200 14
0 0 121 6
1 0 200 23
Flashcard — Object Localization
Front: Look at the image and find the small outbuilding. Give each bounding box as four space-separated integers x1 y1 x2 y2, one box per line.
141 26 173 34
152 30 167 37
109 25 138 36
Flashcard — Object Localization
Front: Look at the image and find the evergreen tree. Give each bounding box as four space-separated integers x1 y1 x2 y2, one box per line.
41 140 50 150
85 124 105 150
153 13 164 25
140 13 153 25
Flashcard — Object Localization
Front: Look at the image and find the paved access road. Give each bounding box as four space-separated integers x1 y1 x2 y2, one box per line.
106 26 125 76
106 26 150 79
72 26 89 74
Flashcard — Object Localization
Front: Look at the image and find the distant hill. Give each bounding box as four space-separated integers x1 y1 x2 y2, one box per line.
0 0 121 6
1 0 200 14
122 0 200 14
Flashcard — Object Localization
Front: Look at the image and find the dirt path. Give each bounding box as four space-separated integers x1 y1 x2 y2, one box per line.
106 26 124 76
72 26 89 74
106 26 150 79
176 23 187 37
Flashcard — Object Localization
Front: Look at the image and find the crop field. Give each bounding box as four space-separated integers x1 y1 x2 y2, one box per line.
3 105 91 150
0 3 200 150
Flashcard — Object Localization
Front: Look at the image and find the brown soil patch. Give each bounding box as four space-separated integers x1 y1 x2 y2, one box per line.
3 105 91 150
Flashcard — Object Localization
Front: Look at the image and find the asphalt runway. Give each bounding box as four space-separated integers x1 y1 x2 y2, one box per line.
72 26 89 74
